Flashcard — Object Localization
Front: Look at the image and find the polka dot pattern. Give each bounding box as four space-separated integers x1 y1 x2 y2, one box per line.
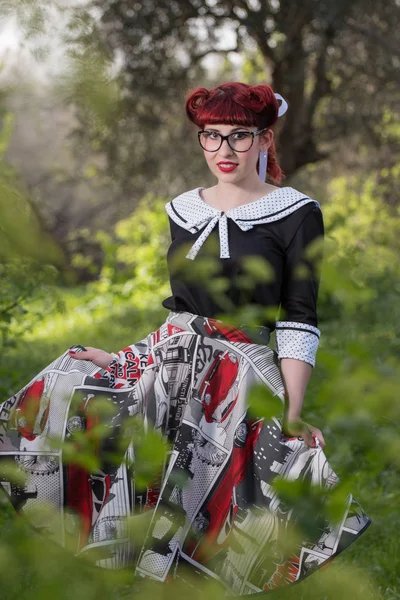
275 321 321 367
165 186 319 260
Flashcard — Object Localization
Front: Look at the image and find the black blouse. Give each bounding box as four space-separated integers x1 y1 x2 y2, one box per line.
162 187 324 366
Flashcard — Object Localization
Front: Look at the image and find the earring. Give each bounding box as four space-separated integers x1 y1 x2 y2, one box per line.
258 150 268 181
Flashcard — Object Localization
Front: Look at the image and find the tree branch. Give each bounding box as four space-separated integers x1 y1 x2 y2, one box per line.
192 44 240 62
0 298 25 317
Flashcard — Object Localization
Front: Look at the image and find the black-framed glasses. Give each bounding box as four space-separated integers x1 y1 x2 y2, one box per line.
197 128 268 152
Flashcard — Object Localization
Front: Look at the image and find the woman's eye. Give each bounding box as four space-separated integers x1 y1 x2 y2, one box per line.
232 132 249 140
202 131 219 140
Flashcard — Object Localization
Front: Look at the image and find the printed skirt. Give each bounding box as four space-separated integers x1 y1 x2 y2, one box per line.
0 311 370 595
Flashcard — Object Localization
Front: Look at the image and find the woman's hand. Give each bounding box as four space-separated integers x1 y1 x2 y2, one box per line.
282 417 326 450
68 346 113 369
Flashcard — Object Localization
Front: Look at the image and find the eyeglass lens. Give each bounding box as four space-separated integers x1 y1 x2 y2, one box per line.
199 131 254 152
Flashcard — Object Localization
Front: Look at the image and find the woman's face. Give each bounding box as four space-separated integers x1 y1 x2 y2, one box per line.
201 123 273 185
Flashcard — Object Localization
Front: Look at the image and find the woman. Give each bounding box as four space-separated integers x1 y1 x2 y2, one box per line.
0 83 370 594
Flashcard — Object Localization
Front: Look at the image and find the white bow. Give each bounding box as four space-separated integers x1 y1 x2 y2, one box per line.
275 93 288 117
186 212 253 260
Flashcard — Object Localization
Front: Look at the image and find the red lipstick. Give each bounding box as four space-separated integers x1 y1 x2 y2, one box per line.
217 162 238 173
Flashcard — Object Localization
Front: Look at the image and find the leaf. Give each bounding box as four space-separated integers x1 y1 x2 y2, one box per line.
247 383 283 421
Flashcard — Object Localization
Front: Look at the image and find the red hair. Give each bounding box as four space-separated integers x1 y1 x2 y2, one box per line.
186 82 284 184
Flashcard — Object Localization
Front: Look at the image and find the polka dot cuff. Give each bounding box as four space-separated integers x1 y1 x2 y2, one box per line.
275 321 321 367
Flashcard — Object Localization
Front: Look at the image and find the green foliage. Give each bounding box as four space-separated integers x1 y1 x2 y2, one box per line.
55 47 122 141
91 193 171 310
0 114 62 264
0 261 62 348
319 174 400 356
248 383 283 421
0 1 398 594
0 111 64 398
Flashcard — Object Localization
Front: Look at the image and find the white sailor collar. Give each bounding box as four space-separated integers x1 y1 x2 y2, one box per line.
165 186 319 260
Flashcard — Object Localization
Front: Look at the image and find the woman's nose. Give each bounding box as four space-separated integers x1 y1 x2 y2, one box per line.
218 139 235 156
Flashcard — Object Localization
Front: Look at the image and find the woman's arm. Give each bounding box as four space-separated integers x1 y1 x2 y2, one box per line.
69 347 113 368
276 205 325 448
280 357 325 448
280 357 312 420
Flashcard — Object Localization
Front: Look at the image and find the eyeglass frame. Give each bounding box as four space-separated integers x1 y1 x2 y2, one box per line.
197 127 269 152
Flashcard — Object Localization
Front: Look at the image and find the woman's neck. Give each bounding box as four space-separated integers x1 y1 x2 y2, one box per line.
202 180 279 211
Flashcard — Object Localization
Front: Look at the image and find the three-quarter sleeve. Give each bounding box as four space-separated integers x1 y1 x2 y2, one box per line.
276 205 324 367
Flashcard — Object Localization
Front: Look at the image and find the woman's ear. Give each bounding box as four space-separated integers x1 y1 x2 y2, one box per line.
260 129 274 151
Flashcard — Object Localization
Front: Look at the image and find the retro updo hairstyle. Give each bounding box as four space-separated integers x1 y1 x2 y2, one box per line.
186 82 284 184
